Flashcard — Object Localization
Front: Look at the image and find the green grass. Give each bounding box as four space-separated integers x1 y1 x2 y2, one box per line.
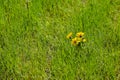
0 0 120 79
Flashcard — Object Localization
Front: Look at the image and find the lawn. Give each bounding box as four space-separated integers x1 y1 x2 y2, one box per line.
0 0 120 80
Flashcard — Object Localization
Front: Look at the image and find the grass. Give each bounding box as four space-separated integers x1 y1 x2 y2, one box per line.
0 0 120 79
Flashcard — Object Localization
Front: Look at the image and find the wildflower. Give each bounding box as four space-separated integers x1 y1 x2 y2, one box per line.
67 31 86 47
77 38 82 42
66 32 72 39
76 32 84 38
71 37 79 46
82 38 86 42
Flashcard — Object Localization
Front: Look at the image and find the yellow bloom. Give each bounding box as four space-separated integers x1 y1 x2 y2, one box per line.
76 32 84 38
71 37 79 46
83 39 86 42
77 38 82 42
66 32 72 39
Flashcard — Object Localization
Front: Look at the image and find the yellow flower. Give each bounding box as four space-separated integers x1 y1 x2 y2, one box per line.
71 37 79 46
66 32 72 39
82 39 86 42
76 32 84 38
77 38 82 42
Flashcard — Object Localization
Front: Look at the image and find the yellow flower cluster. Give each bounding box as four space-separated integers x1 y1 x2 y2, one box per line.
67 32 86 46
